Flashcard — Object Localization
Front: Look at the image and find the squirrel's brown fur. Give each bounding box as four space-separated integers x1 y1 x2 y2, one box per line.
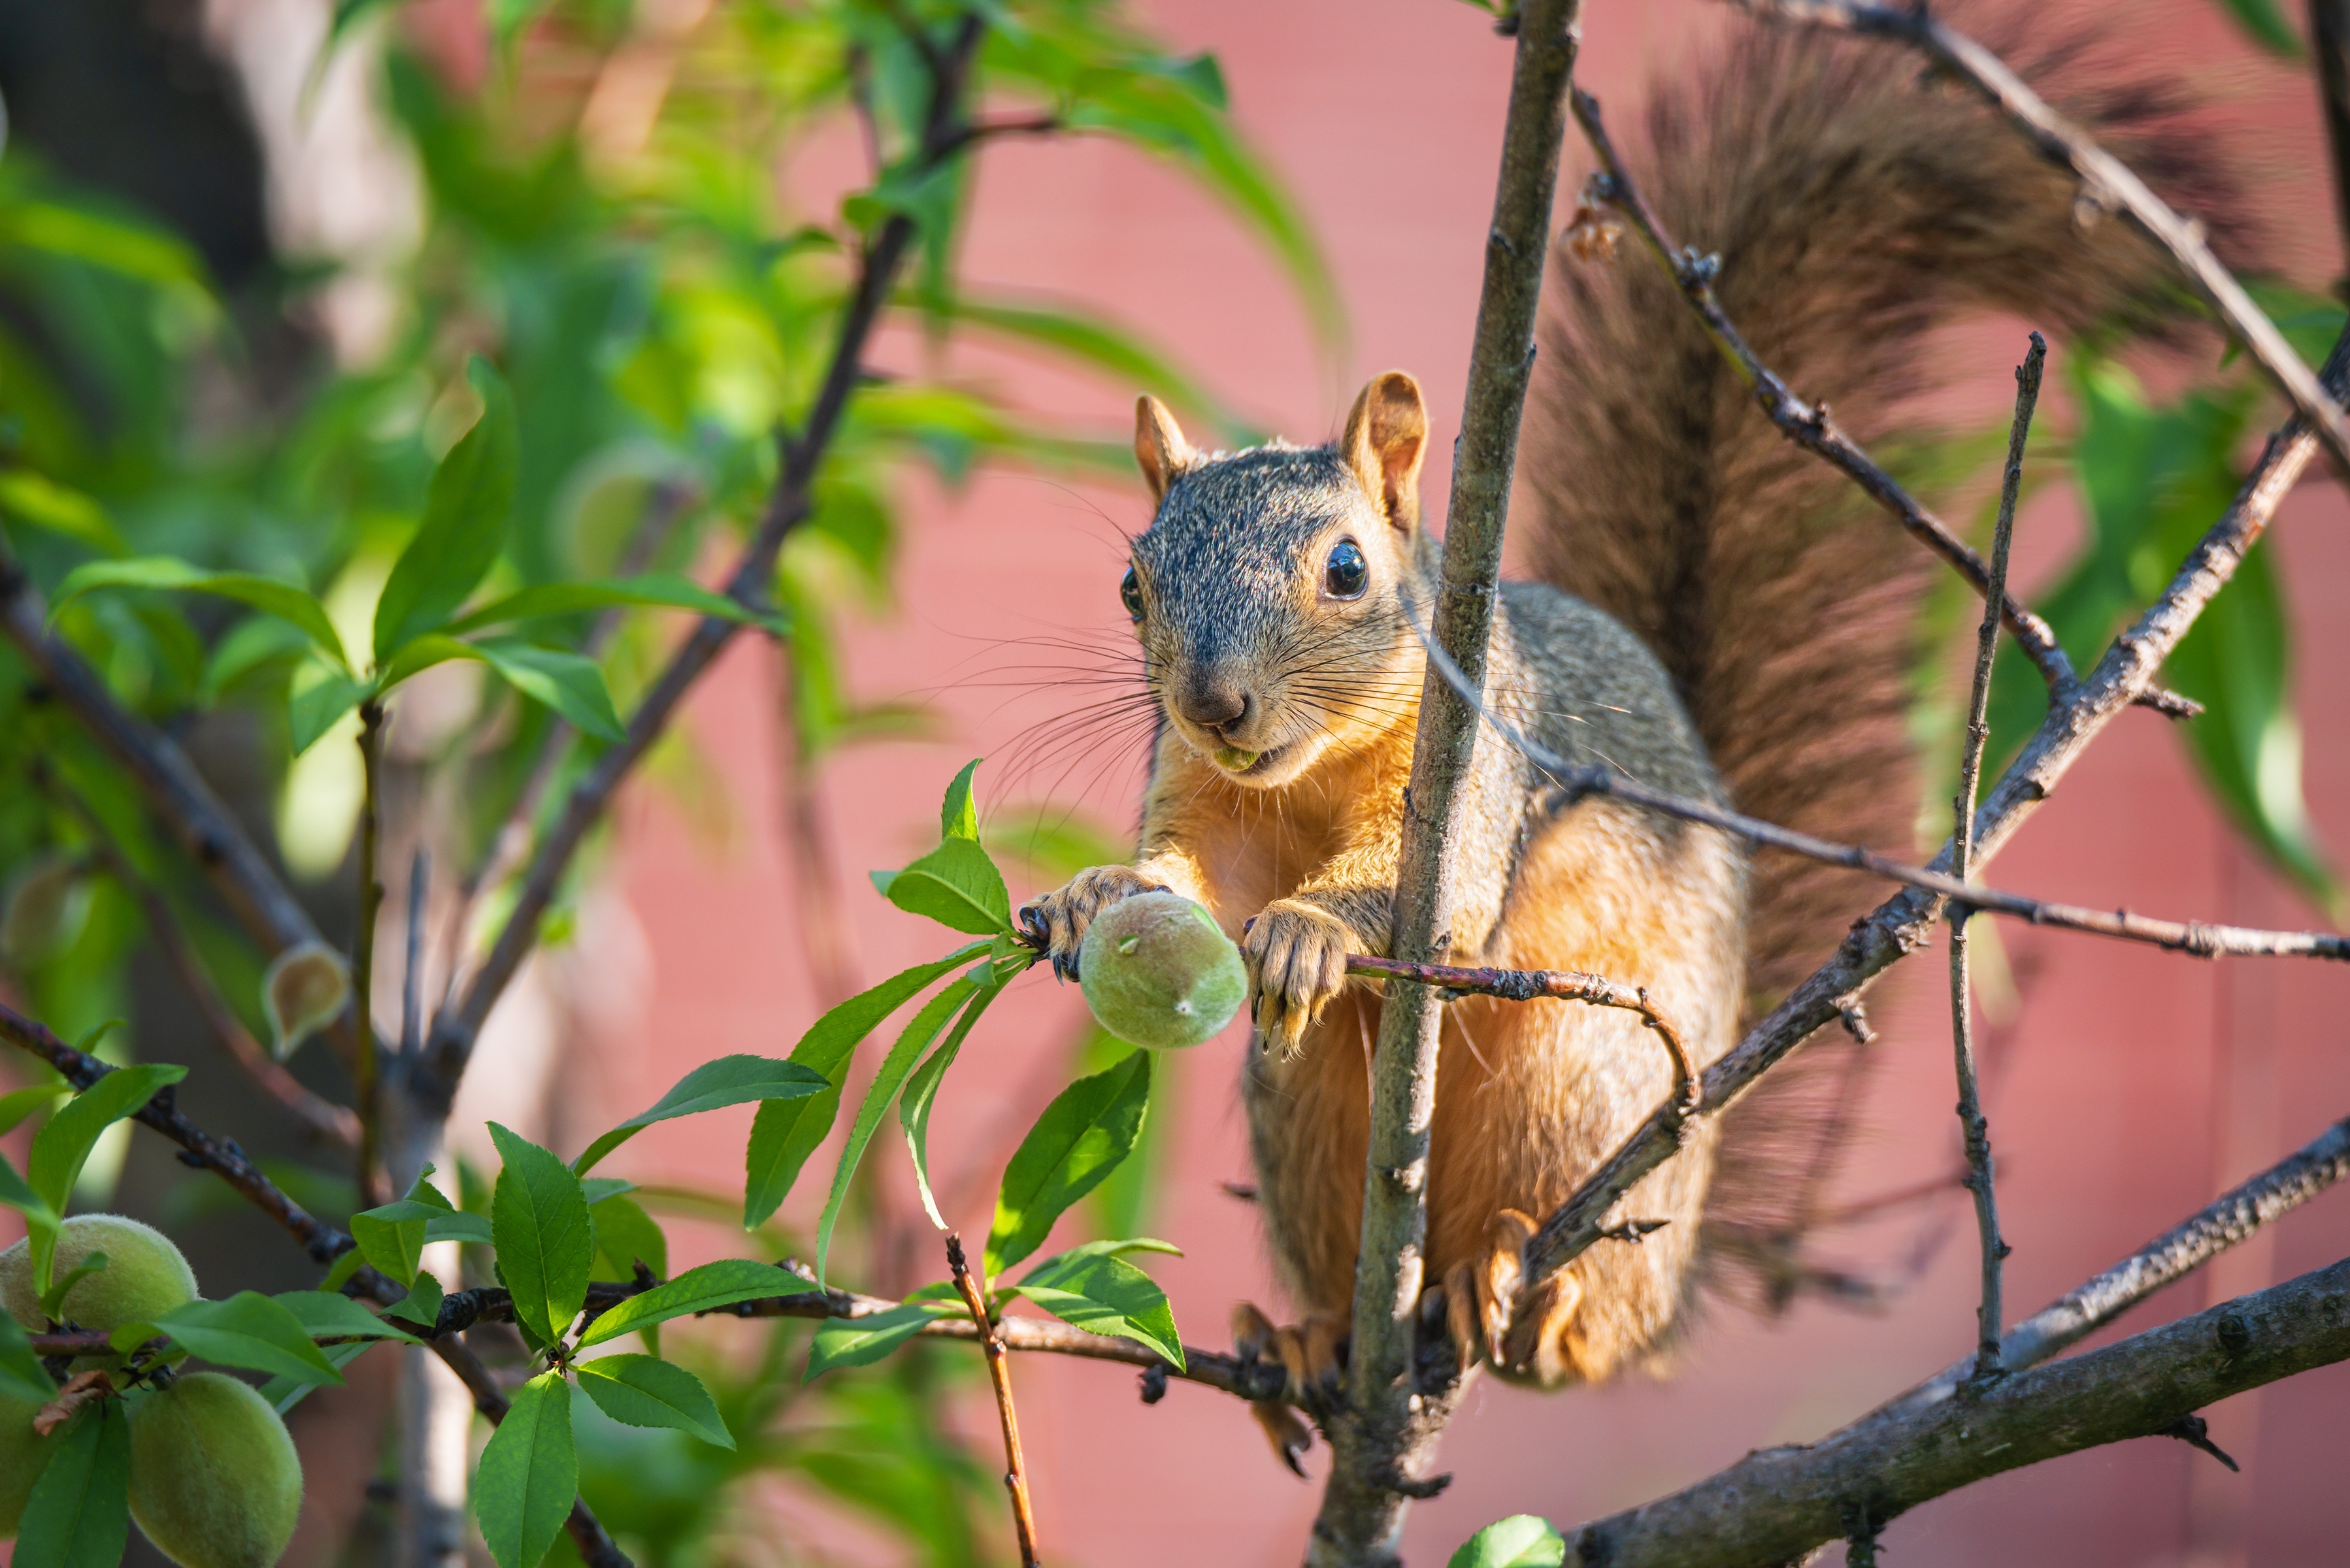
1022 16 2240 1453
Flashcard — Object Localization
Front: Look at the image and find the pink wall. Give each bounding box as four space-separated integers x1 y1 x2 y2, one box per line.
594 2 2350 1564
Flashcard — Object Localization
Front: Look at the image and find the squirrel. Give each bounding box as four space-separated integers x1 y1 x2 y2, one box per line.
1019 20 2240 1464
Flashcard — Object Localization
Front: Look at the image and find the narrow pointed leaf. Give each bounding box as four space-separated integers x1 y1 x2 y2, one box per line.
54 556 348 670
16 1399 131 1568
882 836 1011 933
0 1305 55 1400
25 1064 185 1290
141 1291 344 1382
1449 1515 1567 1568
470 638 627 742
804 1301 955 1382
742 944 986 1227
259 1339 372 1414
472 1371 576 1568
574 1054 827 1176
939 757 982 840
273 1290 420 1343
1005 1250 1182 1367
575 1258 801 1348
816 978 977 1282
901 980 1007 1228
447 573 779 636
374 356 519 662
987 1049 1150 1275
0 1082 70 1136
576 1353 735 1448
488 1122 594 1345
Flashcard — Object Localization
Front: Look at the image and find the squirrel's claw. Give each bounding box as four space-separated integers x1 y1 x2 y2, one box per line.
1242 900 1353 1057
1021 864 1161 983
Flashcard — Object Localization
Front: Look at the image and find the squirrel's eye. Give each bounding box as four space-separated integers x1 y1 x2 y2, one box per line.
1120 566 1146 621
1323 539 1369 600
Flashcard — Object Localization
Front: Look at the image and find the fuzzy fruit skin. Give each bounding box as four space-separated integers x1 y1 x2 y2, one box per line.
1078 892 1247 1049
0 1214 199 1333
0 1390 46 1537
128 1373 303 1568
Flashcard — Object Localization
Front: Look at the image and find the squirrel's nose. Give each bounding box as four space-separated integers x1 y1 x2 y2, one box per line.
1177 681 1250 732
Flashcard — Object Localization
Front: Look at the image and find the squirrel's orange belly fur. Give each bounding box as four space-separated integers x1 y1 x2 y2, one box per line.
1185 638 1749 1388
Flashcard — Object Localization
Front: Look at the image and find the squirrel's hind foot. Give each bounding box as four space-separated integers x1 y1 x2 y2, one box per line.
1443 1209 1591 1390
1232 1302 1347 1474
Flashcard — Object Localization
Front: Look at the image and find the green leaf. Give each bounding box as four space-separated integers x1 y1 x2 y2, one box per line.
25 1064 186 1291
742 944 987 1228
474 638 627 742
16 1399 131 1568
1023 1236 1182 1267
575 1353 735 1448
574 1258 799 1349
54 556 348 670
0 1082 69 1137
472 1371 576 1568
0 1148 55 1235
1449 1515 1567 1568
42 1254 112 1322
374 355 520 662
273 1290 420 1343
352 1202 427 1288
589 1194 667 1286
385 1271 445 1331
139 1291 346 1383
939 757 982 841
882 836 1012 934
1006 1250 1182 1367
942 299 1244 440
0 471 127 556
900 979 1009 1229
446 573 780 636
288 668 366 755
260 1339 372 1414
987 1049 1151 1275
0 1303 56 1401
804 1301 956 1382
427 1209 494 1247
2213 0 2302 55
574 1054 827 1176
582 1177 635 1205
488 1122 595 1346
816 979 978 1282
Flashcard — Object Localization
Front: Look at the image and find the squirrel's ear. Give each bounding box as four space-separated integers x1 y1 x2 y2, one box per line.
1134 395 1194 505
1342 371 1428 531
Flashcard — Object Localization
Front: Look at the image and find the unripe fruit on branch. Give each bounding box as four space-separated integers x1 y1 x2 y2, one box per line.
261 939 350 1059
0 1390 45 1537
1078 892 1246 1049
128 1372 303 1568
0 1214 199 1333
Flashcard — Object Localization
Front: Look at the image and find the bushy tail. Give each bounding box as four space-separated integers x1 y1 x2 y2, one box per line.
1516 15 2251 1309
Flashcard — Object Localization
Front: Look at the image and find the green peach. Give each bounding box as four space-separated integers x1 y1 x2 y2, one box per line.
128 1372 303 1568
0 1213 199 1333
1078 892 1247 1049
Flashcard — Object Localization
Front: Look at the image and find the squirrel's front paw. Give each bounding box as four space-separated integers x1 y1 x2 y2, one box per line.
1018 864 1166 982
1242 900 1353 1056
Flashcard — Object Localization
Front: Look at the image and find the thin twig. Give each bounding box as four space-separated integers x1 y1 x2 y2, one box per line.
1512 323 2350 1311
1723 0 2350 475
1948 333 2041 1384
1345 954 1695 1115
35 766 357 1147
1321 0 1587 1555
948 1234 1042 1567
1568 88 2194 719
354 702 387 1205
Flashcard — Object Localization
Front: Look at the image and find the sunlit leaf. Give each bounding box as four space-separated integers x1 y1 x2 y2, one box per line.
488 1122 595 1346
1449 1515 1566 1568
1005 1249 1182 1367
987 1049 1150 1275
446 572 782 636
0 472 127 555
817 977 978 1281
804 1301 957 1382
574 1258 800 1348
54 557 348 671
25 1064 186 1292
574 1054 827 1176
373 355 520 663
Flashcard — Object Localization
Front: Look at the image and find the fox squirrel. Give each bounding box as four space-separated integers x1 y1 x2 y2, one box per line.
1021 21 2234 1454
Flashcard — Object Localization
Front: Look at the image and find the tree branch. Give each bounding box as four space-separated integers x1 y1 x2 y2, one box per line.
1558 1256 2350 1566
1723 0 2350 476
1947 333 2042 1384
1321 1 1585 1558
1513 322 2350 1307
1567 88 2195 719
415 13 991 1117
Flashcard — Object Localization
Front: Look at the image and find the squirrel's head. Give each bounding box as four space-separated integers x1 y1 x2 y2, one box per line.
1122 371 1432 790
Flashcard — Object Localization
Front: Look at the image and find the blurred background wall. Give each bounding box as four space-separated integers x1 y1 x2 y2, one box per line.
1 0 2344 1564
